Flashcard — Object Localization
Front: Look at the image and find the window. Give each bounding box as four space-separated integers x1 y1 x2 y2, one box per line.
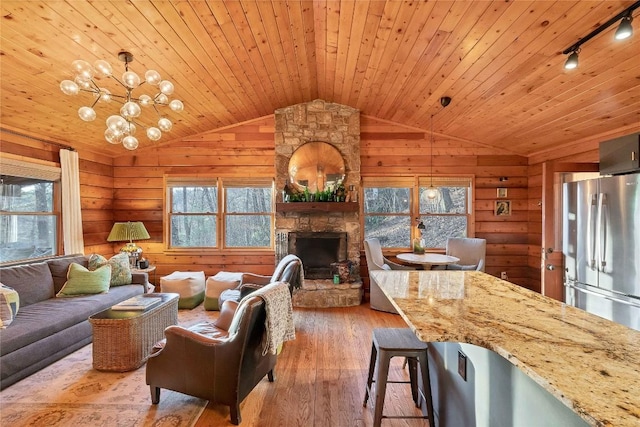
419 177 471 249
362 178 412 248
0 176 59 263
166 177 274 250
363 176 473 250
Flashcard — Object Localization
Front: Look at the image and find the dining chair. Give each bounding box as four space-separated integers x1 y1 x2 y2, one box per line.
445 237 486 271
364 238 415 313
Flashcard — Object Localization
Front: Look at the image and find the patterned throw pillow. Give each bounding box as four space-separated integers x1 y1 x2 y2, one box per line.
57 263 111 297
0 283 20 328
88 253 132 287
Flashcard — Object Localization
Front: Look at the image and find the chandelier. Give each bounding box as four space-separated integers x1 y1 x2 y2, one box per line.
59 51 183 150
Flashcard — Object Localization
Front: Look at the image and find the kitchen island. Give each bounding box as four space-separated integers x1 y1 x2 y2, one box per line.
371 270 640 427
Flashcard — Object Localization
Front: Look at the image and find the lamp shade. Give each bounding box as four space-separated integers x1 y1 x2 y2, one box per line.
107 222 150 242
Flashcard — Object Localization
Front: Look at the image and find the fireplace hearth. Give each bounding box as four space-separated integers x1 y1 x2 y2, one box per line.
288 232 347 279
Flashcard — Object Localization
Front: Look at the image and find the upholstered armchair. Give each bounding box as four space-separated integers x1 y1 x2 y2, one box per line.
146 295 278 425
445 237 487 272
364 238 415 313
218 254 302 306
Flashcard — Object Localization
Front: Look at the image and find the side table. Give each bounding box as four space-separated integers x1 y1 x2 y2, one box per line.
132 265 156 292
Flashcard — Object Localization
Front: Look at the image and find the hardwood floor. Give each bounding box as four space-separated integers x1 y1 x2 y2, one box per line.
194 303 432 426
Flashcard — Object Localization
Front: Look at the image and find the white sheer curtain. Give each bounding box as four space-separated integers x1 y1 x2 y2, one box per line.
60 149 85 254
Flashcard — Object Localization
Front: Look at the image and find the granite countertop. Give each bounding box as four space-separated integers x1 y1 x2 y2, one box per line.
370 270 640 427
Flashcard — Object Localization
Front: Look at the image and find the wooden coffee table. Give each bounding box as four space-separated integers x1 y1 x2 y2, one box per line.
89 293 179 371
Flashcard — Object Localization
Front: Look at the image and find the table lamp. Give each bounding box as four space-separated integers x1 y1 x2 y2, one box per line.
107 221 150 267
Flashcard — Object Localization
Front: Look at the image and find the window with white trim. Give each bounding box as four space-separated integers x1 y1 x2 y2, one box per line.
0 158 61 263
166 177 274 250
363 176 473 250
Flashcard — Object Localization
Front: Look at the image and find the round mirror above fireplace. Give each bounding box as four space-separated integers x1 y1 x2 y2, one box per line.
288 141 345 193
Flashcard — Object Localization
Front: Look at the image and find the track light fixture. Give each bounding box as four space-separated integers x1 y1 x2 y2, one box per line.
564 49 580 70
562 1 639 70
615 13 634 40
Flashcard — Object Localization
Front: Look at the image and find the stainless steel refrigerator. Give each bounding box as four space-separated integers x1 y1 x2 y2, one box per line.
562 174 640 331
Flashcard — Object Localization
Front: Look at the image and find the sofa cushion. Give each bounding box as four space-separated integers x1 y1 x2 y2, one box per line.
0 284 142 356
47 255 89 294
0 262 54 307
88 253 132 287
0 284 20 328
57 264 111 297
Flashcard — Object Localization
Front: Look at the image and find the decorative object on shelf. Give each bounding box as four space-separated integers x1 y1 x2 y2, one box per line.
107 221 151 267
562 2 639 70
413 219 426 254
497 188 508 198
60 51 184 150
495 200 512 216
349 184 358 202
288 141 345 193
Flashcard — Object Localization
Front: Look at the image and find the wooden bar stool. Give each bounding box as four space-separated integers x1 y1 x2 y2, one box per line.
363 328 435 427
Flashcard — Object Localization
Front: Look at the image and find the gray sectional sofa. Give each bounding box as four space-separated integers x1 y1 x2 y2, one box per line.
0 255 148 389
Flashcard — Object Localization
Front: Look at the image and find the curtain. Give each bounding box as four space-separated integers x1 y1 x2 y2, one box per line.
60 149 85 254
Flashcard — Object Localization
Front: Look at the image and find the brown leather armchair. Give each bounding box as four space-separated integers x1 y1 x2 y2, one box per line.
146 296 277 425
218 254 302 306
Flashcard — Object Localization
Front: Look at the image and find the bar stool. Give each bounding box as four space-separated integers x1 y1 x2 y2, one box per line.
363 328 435 427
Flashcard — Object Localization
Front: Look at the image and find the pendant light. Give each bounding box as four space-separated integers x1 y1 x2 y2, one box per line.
426 114 437 199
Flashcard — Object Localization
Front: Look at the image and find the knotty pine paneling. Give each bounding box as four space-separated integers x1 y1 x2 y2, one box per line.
112 117 276 283
0 128 114 256
360 116 531 290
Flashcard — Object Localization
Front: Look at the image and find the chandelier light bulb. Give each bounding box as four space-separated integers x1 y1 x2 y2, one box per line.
121 101 142 118
106 114 127 132
122 135 139 150
147 127 162 141
138 94 152 106
169 99 184 112
93 60 113 78
122 70 141 88
97 87 111 102
158 117 172 132
158 80 174 95
74 76 93 90
155 93 169 105
145 70 161 86
78 106 96 122
105 128 123 144
71 60 93 80
60 80 79 96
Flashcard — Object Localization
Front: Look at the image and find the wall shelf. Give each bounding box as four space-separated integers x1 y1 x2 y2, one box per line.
276 202 359 213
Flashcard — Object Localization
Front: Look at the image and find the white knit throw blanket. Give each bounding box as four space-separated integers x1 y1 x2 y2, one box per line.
248 281 296 355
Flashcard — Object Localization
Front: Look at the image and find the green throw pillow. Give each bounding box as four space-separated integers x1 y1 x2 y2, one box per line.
88 253 132 287
57 263 111 297
0 283 19 328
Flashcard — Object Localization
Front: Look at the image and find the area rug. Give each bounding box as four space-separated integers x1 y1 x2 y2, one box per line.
0 305 214 427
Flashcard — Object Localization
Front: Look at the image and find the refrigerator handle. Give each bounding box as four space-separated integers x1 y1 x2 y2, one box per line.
587 193 598 270
598 193 608 272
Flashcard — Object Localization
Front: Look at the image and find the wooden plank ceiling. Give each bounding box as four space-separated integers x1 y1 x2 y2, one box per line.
1 0 639 157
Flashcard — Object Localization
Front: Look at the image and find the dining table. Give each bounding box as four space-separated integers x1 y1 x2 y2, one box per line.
370 269 640 427
396 252 460 269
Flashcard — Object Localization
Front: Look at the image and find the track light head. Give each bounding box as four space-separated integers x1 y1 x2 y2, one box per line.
615 14 633 40
564 50 579 70
440 96 451 107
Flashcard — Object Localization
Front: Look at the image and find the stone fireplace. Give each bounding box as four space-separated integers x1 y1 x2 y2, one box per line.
274 99 362 307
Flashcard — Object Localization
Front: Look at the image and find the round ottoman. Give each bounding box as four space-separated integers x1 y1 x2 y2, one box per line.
160 271 205 309
204 272 243 311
